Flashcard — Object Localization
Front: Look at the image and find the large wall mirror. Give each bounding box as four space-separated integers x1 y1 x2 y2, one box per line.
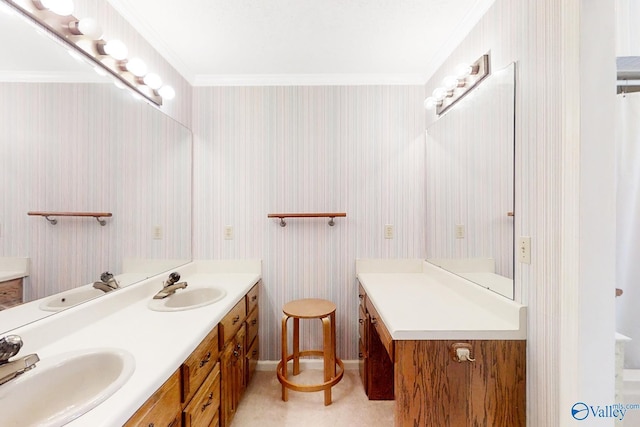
0 4 192 333
425 62 515 299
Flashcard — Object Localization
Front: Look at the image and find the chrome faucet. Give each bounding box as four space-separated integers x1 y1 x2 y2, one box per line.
93 271 120 293
153 272 188 299
0 335 39 386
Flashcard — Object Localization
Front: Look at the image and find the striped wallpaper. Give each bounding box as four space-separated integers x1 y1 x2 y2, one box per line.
0 82 192 301
192 85 427 361
427 1 617 426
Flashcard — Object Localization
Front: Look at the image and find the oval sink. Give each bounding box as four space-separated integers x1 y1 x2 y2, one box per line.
148 287 227 312
0 348 135 427
39 287 108 312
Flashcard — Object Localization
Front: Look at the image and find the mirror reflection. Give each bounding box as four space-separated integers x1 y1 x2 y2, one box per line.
425 62 515 299
0 6 192 332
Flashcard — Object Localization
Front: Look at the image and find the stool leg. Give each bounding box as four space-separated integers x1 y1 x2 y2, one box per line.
293 317 300 375
281 314 289 401
322 316 333 405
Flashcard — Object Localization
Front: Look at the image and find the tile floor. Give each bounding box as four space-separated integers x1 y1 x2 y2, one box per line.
231 369 394 426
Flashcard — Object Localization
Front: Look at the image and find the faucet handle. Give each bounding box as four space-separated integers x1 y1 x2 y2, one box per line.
167 272 180 284
0 335 23 363
100 271 114 282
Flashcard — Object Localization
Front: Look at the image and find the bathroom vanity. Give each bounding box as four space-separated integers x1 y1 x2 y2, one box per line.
0 258 29 310
0 260 261 427
356 259 526 427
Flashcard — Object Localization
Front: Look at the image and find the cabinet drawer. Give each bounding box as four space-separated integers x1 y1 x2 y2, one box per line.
124 369 181 427
358 304 366 342
246 306 259 346
0 278 23 307
246 336 259 384
246 281 260 314
358 282 366 308
366 298 394 362
219 298 246 347
183 362 221 427
182 326 219 403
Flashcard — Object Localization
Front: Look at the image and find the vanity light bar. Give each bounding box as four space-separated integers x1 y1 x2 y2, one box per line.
3 0 175 106
424 53 490 116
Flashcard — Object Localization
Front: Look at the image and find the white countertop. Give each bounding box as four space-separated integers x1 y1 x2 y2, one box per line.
6 260 261 427
356 259 526 340
0 257 29 282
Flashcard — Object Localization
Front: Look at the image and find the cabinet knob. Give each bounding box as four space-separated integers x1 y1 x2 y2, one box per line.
232 315 240 324
371 317 377 324
358 318 364 324
199 351 211 367
201 392 214 412
251 319 257 326
233 350 240 357
251 295 257 301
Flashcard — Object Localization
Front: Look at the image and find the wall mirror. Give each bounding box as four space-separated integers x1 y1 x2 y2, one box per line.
425 62 515 299
0 4 192 333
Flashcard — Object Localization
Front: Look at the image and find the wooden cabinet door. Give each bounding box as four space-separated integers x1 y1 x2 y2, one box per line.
221 324 247 427
124 369 181 427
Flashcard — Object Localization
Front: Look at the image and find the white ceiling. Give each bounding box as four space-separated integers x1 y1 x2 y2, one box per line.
107 0 494 86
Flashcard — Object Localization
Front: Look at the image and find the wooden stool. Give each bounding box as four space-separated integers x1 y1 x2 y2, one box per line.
276 298 344 405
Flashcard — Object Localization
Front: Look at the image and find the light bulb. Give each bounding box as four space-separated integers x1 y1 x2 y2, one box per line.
454 63 472 80
442 76 459 91
432 87 447 101
98 39 128 61
158 85 175 100
34 0 74 16
125 58 147 77
143 73 162 90
69 18 103 39
423 97 438 110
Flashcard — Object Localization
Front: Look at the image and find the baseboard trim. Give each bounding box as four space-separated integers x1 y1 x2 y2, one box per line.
257 359 359 372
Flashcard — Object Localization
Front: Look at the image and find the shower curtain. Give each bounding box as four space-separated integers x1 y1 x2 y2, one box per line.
616 92 640 368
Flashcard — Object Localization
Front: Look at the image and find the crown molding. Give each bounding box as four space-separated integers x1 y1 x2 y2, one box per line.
192 73 427 87
0 71 108 83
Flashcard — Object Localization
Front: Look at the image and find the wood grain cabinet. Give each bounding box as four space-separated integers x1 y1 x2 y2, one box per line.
220 280 260 427
124 369 181 427
0 278 23 309
182 326 221 426
125 280 261 427
357 280 526 427
358 283 394 400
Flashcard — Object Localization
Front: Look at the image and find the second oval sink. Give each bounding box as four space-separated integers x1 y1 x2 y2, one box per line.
148 287 227 312
39 287 108 312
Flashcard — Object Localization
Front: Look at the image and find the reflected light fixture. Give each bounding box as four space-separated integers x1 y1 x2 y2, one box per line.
32 0 74 16
123 57 148 77
424 53 490 116
68 17 103 39
7 0 176 105
96 39 128 61
143 73 162 90
158 85 175 100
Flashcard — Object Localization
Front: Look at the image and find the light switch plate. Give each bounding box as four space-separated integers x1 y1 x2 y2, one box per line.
384 224 394 239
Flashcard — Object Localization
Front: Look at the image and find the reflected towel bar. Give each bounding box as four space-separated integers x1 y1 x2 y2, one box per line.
268 213 346 227
28 211 113 226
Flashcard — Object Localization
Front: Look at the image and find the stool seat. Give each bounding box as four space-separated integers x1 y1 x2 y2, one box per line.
283 298 336 318
277 298 344 405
